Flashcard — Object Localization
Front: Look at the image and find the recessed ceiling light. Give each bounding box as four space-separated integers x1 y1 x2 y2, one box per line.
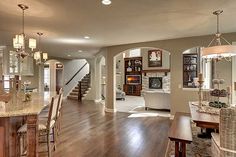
67 54 71 57
84 36 90 39
102 0 112 5
78 50 83 53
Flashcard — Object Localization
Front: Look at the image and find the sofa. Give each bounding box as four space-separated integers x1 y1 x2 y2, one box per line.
116 88 125 100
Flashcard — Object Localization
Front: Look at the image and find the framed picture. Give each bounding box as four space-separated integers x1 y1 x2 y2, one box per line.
148 49 162 67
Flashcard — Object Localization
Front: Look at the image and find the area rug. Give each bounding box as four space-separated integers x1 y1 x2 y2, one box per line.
165 124 212 157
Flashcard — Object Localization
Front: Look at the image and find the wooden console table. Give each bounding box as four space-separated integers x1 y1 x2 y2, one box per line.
0 92 56 157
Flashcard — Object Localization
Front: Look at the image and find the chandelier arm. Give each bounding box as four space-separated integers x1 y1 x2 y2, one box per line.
224 56 231 62
220 36 232 45
207 36 217 47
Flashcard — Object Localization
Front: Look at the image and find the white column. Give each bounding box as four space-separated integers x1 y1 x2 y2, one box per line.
38 64 44 92
105 53 116 112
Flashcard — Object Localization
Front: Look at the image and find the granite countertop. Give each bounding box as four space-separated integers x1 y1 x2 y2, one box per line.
0 91 57 117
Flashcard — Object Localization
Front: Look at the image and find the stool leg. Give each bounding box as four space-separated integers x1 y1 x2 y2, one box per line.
180 142 186 157
47 132 51 157
175 141 180 157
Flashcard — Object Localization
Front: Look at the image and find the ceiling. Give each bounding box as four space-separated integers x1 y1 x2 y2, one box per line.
0 0 236 59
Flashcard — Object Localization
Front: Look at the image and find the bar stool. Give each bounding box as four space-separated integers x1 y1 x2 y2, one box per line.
39 88 63 135
17 96 58 157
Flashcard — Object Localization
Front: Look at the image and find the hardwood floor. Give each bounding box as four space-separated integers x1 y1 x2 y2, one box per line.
40 99 171 157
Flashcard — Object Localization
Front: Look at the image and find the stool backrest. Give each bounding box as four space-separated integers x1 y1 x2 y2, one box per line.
47 97 55 129
56 89 63 119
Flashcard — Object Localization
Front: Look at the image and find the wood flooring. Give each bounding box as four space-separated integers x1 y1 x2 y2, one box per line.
40 99 171 157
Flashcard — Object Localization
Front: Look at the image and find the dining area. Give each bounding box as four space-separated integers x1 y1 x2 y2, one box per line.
0 77 63 157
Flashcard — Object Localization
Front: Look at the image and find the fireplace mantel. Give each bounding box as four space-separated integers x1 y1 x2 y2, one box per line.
141 69 170 73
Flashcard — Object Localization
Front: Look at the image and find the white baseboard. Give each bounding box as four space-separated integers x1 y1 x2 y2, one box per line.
105 107 117 113
94 99 102 103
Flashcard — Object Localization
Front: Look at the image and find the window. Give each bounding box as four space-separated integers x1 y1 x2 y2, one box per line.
129 49 141 57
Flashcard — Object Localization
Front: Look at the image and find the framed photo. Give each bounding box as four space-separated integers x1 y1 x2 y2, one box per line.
148 49 162 67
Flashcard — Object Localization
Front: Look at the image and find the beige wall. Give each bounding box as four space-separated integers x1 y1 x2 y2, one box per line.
103 32 236 115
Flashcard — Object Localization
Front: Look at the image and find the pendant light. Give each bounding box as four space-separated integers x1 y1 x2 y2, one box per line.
13 4 36 58
201 10 236 60
34 32 48 65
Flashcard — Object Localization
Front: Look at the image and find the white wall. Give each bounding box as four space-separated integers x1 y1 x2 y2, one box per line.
62 59 89 96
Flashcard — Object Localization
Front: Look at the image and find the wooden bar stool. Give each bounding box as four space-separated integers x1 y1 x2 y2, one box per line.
17 96 58 157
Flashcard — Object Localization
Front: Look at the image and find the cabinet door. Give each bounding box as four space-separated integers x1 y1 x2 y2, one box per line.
20 56 34 76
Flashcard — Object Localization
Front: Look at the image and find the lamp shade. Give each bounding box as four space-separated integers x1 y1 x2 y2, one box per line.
13 34 24 49
34 51 41 60
201 45 236 58
43 53 48 60
29 38 36 50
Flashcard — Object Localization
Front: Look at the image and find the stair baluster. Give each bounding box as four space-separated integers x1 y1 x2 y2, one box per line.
78 82 82 101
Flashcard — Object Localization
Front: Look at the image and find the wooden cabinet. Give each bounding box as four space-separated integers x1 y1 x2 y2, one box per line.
123 84 142 96
123 57 142 96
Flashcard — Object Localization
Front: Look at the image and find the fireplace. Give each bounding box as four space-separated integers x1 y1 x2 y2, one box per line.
126 75 141 85
149 77 162 89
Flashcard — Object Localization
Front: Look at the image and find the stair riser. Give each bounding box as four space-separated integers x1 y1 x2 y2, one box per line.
68 73 90 100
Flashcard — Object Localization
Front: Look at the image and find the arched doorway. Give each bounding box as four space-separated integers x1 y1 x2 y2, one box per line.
95 55 106 102
114 47 171 114
44 59 64 94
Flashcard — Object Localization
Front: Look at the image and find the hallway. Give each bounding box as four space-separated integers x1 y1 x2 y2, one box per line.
41 99 171 157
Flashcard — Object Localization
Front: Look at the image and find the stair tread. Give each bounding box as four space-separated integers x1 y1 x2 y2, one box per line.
68 73 90 99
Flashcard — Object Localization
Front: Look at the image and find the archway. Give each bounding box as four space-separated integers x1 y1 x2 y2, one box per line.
95 55 106 102
113 47 171 114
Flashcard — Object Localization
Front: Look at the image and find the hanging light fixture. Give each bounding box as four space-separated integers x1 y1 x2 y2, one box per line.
34 32 48 65
201 10 236 60
13 4 36 58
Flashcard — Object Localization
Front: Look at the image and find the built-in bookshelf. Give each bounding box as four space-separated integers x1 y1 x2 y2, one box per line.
123 57 142 96
183 54 199 88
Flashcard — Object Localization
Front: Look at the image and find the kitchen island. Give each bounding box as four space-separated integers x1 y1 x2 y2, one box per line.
0 91 57 157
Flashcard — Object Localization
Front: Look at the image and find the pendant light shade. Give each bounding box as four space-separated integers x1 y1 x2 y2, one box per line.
202 45 236 59
202 10 236 59
34 32 48 65
13 4 36 58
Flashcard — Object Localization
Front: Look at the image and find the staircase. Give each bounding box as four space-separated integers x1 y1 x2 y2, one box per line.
67 73 91 100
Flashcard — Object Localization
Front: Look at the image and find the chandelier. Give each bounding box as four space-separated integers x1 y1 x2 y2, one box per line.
201 10 236 61
34 32 48 65
13 4 36 59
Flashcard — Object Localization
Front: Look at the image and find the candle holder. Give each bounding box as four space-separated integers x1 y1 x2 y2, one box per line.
198 80 204 109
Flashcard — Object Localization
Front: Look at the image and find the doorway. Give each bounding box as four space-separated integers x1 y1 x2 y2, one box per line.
114 47 171 116
44 60 64 93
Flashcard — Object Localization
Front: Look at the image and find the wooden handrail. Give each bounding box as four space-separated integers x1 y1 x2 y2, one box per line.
65 62 88 85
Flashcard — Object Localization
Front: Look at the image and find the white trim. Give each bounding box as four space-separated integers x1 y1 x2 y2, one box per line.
105 107 117 113
232 42 236 105
170 114 174 120
94 99 102 103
